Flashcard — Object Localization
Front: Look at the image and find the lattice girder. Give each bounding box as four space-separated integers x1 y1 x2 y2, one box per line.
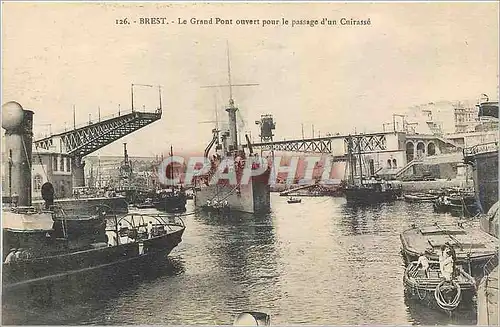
34 111 161 157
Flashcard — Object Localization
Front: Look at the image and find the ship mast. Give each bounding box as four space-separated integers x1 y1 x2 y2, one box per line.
201 43 259 154
347 136 355 185
357 136 363 185
225 45 239 150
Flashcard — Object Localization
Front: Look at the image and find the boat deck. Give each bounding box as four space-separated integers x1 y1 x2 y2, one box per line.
400 223 498 263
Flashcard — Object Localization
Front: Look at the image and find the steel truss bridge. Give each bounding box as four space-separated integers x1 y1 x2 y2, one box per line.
34 110 162 158
250 132 394 158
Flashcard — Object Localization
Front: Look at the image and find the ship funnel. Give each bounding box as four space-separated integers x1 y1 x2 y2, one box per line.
2 101 34 207
226 100 239 150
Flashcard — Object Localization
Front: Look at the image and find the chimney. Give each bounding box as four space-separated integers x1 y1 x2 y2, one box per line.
2 101 34 207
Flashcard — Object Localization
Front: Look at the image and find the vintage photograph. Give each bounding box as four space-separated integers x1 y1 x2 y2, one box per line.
1 1 499 325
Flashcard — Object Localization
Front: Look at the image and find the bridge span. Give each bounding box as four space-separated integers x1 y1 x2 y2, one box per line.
33 107 162 187
249 131 459 179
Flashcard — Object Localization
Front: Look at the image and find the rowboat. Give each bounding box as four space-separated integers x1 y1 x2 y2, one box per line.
403 260 476 312
287 197 301 204
404 193 439 202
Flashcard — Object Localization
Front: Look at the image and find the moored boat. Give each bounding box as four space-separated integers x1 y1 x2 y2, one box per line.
153 147 187 212
433 193 479 217
400 222 498 278
1 101 186 308
287 197 301 204
344 179 402 203
343 135 402 204
134 197 155 209
404 193 439 202
403 260 476 312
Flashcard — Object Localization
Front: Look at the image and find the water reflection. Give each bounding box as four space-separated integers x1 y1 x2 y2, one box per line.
404 289 477 325
194 210 280 320
2 195 477 325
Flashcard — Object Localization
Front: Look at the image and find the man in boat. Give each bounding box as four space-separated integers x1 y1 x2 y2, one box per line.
444 242 458 278
416 250 430 277
147 221 153 238
439 245 454 281
4 248 17 264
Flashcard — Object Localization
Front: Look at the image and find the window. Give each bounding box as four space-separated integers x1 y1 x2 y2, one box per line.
387 159 392 168
33 174 43 191
53 156 58 171
392 159 397 169
66 157 71 172
60 156 64 171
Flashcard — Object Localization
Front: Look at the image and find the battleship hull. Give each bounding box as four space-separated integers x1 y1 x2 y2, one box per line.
195 176 270 213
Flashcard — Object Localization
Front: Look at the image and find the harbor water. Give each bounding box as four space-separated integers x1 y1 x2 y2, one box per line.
4 194 478 325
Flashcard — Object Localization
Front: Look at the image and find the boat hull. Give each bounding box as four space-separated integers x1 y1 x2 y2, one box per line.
2 228 184 301
195 176 270 213
403 276 476 312
404 194 438 203
344 187 401 203
153 195 187 212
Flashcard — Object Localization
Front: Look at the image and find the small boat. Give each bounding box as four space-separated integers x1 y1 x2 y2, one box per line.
153 188 187 212
134 198 155 209
202 199 231 214
433 194 479 216
287 197 301 204
400 222 498 277
404 193 439 202
403 260 476 312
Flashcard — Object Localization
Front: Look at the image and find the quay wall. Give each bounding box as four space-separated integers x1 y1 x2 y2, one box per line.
400 179 471 192
272 180 469 193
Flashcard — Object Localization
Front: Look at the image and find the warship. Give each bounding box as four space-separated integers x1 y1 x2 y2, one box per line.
193 53 271 214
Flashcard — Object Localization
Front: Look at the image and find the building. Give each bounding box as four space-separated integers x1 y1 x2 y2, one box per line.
454 100 479 133
399 99 481 136
31 151 73 200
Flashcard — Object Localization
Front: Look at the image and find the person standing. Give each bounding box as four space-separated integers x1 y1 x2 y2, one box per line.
417 251 430 277
439 245 454 281
147 221 153 238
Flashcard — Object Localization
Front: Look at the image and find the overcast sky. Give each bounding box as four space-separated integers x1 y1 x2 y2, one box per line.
2 2 498 157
